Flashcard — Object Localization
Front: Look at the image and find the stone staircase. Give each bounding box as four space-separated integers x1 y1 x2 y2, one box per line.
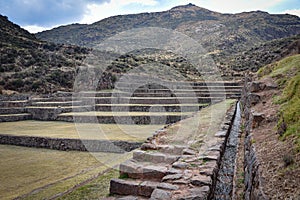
0 99 31 122
108 101 237 199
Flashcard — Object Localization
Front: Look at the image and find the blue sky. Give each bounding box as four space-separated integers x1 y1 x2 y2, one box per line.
0 0 299 33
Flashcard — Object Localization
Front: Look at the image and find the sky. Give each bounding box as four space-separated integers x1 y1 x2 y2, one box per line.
0 0 299 33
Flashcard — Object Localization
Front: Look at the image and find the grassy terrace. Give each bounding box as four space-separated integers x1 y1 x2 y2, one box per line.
0 100 236 199
0 144 129 200
0 121 164 142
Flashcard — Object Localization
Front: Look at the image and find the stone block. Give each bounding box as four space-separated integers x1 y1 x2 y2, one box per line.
157 183 179 191
182 148 197 155
110 179 140 196
172 161 189 169
167 167 183 175
150 189 172 200
116 196 139 200
141 143 158 151
199 161 218 177
215 130 227 138
142 165 168 180
139 181 157 197
162 174 182 182
190 175 212 186
119 160 142 179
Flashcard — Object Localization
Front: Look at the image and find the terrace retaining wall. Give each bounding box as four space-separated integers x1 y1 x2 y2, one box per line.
0 134 141 153
241 76 268 200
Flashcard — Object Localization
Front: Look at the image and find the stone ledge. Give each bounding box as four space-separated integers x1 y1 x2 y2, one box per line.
0 134 141 153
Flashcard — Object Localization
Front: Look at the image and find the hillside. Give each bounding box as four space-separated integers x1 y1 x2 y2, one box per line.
226 34 300 72
36 4 300 75
0 15 90 94
238 54 300 199
1 4 300 93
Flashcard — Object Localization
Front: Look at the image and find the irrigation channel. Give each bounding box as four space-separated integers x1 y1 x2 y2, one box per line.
214 102 242 199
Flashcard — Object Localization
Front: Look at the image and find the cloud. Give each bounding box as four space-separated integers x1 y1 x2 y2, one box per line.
1 0 298 33
80 0 160 24
281 9 300 16
0 0 109 27
174 0 286 13
22 25 52 33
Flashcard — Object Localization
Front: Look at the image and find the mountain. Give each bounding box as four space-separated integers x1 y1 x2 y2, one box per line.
1 4 300 94
0 15 90 94
36 4 300 68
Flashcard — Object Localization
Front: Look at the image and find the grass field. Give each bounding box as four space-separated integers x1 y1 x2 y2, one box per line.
0 121 163 141
0 145 128 200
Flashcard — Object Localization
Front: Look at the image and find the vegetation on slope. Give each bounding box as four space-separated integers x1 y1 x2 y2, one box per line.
0 15 90 94
228 34 300 72
258 54 300 150
36 4 300 78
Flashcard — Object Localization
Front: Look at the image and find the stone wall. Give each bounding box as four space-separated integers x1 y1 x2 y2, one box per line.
0 134 141 153
109 102 239 199
27 107 66 120
241 76 268 200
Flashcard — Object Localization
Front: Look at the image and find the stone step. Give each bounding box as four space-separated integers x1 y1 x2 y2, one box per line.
118 88 242 94
30 97 75 102
131 92 241 98
95 104 206 112
132 150 180 164
108 195 148 200
116 85 242 91
85 97 221 104
110 178 158 197
72 88 241 94
140 144 188 155
0 107 26 114
30 101 83 107
0 100 29 107
57 112 192 124
0 113 31 122
119 159 169 180
115 81 241 88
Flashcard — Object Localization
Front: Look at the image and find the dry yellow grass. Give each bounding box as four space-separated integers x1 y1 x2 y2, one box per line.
0 121 163 142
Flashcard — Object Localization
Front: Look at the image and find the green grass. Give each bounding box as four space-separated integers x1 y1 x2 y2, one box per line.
58 169 119 200
0 121 163 142
258 54 300 151
0 145 128 200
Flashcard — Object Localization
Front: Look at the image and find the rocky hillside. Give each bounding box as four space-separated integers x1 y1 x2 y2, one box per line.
36 4 300 74
226 34 300 72
1 4 300 93
0 15 90 94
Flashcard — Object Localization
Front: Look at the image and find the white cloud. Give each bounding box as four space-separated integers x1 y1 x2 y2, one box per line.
174 0 286 13
80 0 160 24
281 9 300 17
119 0 158 6
22 25 53 33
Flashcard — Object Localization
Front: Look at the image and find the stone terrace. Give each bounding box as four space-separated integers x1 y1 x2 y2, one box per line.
108 100 237 199
0 81 242 126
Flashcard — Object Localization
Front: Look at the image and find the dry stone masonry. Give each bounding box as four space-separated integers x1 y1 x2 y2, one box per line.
108 102 238 199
